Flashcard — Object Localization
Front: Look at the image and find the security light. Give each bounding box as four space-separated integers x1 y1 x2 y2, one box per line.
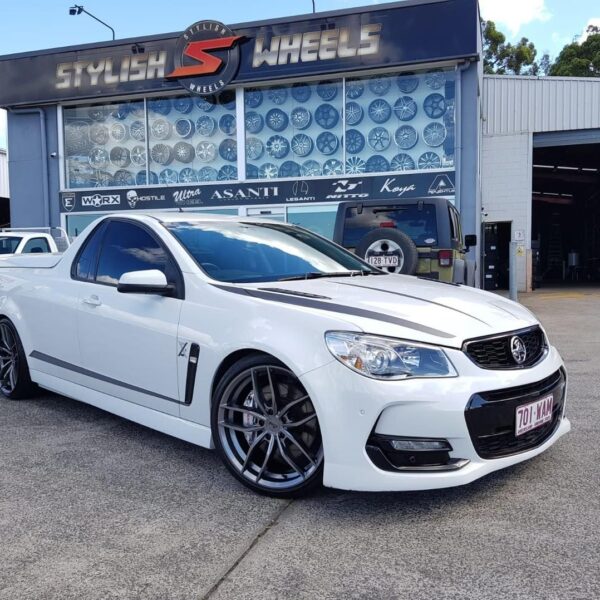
69 5 83 15
68 5 115 40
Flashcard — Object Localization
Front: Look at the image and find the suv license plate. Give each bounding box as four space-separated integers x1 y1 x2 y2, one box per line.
515 395 554 436
368 255 399 267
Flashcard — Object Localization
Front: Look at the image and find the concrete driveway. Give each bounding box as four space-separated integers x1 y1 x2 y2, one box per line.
1 289 598 600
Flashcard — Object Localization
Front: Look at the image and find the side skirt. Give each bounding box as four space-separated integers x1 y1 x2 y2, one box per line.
31 369 214 449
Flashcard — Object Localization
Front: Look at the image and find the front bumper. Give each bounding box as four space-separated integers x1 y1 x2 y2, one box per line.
300 344 570 492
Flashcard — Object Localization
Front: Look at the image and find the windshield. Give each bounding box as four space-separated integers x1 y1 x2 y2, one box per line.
0 237 22 254
165 221 381 283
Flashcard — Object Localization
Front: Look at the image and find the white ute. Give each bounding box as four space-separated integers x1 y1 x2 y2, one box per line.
0 228 70 256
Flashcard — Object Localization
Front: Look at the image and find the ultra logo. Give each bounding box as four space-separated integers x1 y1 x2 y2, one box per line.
167 21 243 96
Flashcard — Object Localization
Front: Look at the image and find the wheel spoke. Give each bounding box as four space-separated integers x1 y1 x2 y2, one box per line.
277 394 309 418
255 434 275 483
218 420 264 433
284 413 317 428
276 436 305 480
265 367 278 413
7 363 16 390
282 430 317 468
221 405 266 421
241 430 268 473
250 368 270 415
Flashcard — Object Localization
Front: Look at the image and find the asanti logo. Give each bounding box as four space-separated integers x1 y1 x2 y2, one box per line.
428 174 455 196
326 179 368 199
167 21 243 96
81 194 120 208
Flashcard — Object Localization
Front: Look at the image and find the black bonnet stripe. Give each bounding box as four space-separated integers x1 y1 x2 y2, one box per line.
213 284 455 339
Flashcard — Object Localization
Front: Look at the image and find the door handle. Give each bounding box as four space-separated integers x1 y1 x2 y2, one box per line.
82 295 102 307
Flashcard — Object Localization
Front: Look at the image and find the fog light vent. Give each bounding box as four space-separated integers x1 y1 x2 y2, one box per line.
390 439 451 451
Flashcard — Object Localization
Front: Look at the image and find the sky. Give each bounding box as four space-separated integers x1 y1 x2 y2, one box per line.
0 0 597 59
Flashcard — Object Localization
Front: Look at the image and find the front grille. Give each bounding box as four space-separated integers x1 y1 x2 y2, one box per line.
463 326 546 369
465 369 566 459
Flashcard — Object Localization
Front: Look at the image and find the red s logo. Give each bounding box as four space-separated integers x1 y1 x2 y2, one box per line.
167 36 242 78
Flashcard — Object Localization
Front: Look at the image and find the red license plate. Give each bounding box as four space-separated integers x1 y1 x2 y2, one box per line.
515 395 554 436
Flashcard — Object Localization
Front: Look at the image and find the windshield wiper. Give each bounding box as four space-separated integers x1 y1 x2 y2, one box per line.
278 270 379 281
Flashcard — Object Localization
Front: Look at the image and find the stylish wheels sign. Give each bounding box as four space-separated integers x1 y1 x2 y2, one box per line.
166 21 243 96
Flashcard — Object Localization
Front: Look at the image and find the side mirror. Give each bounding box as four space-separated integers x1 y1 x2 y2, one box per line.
117 269 174 296
464 234 477 249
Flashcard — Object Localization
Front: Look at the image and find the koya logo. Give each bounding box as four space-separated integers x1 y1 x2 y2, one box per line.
173 188 202 206
81 194 120 208
326 180 368 199
380 178 417 197
167 21 243 95
428 174 455 196
287 180 315 203
62 194 75 212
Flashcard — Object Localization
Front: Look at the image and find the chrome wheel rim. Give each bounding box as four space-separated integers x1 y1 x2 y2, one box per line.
365 239 405 273
218 366 323 491
0 323 18 394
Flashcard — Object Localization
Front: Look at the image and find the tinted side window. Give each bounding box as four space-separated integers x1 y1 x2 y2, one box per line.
95 221 174 286
74 222 107 281
22 238 50 253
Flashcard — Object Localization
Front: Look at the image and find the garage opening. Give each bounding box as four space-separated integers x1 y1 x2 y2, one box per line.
532 138 600 287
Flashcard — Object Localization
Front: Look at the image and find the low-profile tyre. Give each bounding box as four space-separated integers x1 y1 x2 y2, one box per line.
211 355 324 498
0 318 37 400
355 229 419 275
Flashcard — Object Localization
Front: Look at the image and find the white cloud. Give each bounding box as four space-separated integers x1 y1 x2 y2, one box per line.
580 18 600 43
479 0 552 37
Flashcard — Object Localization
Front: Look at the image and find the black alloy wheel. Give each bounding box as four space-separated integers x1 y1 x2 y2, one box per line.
212 355 323 497
0 318 36 399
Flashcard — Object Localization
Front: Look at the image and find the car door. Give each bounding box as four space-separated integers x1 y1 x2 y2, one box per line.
75 219 184 416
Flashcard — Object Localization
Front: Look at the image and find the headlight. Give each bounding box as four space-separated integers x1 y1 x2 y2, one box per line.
324 331 457 380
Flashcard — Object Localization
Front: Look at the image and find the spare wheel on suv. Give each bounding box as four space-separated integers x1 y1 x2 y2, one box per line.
355 229 419 275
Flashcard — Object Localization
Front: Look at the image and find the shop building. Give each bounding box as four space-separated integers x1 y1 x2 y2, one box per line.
0 0 482 253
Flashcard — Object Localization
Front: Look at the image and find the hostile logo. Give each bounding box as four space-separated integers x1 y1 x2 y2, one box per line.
428 174 455 196
62 194 76 212
81 194 120 208
167 21 243 96
510 336 527 365
126 190 139 209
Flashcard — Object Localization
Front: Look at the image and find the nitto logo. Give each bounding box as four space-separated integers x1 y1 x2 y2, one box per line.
428 174 455 196
326 179 368 200
81 194 120 208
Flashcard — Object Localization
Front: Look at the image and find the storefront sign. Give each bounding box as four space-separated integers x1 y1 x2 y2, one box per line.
60 171 455 213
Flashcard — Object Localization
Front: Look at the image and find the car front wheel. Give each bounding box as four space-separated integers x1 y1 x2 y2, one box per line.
212 355 324 497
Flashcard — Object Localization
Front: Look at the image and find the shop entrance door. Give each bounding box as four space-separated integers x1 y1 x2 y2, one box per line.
244 206 287 221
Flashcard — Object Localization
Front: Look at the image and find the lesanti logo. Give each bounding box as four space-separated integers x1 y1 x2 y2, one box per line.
167 21 243 95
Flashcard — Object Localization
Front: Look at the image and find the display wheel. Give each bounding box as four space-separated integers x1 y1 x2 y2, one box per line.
131 145 147 167
89 170 113 187
290 107 311 130
110 123 128 142
175 118 195 139
195 96 217 112
174 97 194 114
219 114 236 136
425 70 446 90
219 138 238 162
246 164 259 179
267 86 288 105
113 169 134 186
368 76 392 96
393 96 418 121
245 111 264 134
316 132 339 155
259 163 279 179
368 127 391 152
65 122 91 154
159 168 179 184
198 166 218 181
345 156 367 174
423 122 447 147
87 106 108 122
150 118 172 140
110 146 131 168
291 134 313 157
129 120 146 142
301 160 322 176
390 153 416 171
418 152 442 169
317 81 338 101
174 142 195 164
279 161 301 178
345 129 365 154
179 167 198 183
111 104 132 120
423 94 447 119
88 147 109 169
244 88 263 109
397 73 420 94
291 83 312 103
246 137 264 161
266 135 290 159
345 79 364 99
365 155 390 173
315 104 339 129
368 99 392 124
345 102 363 126
196 115 217 137
218 165 238 180
266 108 289 132
150 143 174 166
323 159 343 175
394 125 418 149
90 124 109 145
195 141 217 163
218 90 237 110
147 99 171 116
136 170 159 185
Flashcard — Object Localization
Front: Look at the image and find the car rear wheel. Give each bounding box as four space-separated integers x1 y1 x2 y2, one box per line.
0 318 37 399
356 229 419 275
212 355 323 497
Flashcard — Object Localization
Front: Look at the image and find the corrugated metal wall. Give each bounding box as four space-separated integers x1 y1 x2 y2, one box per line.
0 150 9 198
483 76 600 136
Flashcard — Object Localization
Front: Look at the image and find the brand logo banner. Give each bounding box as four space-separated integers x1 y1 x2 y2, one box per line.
60 170 455 213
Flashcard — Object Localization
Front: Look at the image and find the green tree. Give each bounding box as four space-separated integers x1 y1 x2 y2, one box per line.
550 33 600 76
483 20 540 75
